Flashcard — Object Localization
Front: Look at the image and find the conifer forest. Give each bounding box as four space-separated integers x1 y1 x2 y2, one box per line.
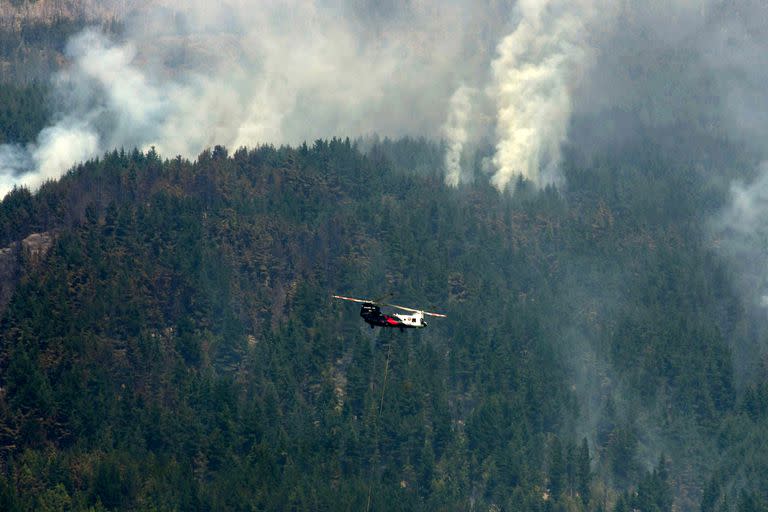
2 1 768 511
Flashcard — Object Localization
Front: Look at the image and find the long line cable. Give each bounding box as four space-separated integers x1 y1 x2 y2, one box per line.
365 341 393 512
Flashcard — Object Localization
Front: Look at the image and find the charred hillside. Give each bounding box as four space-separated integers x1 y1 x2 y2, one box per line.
0 139 765 510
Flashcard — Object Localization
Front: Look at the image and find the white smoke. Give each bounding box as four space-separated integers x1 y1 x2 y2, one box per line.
0 29 152 198
701 2 768 318
489 0 608 190
0 1 499 197
0 145 33 195
442 85 476 187
32 124 99 187
714 163 768 307
0 123 99 198
0 0 766 198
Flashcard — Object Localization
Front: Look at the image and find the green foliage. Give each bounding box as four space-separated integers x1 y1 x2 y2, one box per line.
0 82 49 143
0 135 764 511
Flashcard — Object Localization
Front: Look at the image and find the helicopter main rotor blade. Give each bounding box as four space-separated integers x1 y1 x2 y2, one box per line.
334 294 447 318
384 302 447 318
333 294 378 305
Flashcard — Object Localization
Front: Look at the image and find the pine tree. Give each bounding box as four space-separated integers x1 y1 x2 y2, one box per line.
576 438 591 505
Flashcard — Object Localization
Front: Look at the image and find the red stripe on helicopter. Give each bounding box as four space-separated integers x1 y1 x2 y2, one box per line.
386 316 400 326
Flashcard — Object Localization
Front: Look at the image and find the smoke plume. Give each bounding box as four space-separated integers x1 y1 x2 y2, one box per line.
0 0 767 200
442 85 476 187
489 0 604 190
0 0 497 197
714 163 768 308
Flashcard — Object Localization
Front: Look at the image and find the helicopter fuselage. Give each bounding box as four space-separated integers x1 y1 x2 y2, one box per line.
360 303 426 329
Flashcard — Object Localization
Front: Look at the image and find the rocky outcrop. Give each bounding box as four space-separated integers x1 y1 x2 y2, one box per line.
21 231 54 265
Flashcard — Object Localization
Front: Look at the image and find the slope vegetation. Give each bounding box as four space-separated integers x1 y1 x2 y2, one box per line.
0 140 764 510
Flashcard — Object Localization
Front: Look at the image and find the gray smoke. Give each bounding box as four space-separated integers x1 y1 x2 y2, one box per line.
0 0 767 199
714 163 768 309
0 0 500 196
703 1 768 342
442 85 476 187
489 0 611 190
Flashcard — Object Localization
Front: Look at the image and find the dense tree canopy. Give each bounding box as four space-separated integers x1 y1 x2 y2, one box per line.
0 136 765 511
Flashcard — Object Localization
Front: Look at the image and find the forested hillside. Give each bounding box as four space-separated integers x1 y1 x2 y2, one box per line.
0 136 766 511
0 0 122 84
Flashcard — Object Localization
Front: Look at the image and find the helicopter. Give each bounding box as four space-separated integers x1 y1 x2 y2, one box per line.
333 294 446 330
